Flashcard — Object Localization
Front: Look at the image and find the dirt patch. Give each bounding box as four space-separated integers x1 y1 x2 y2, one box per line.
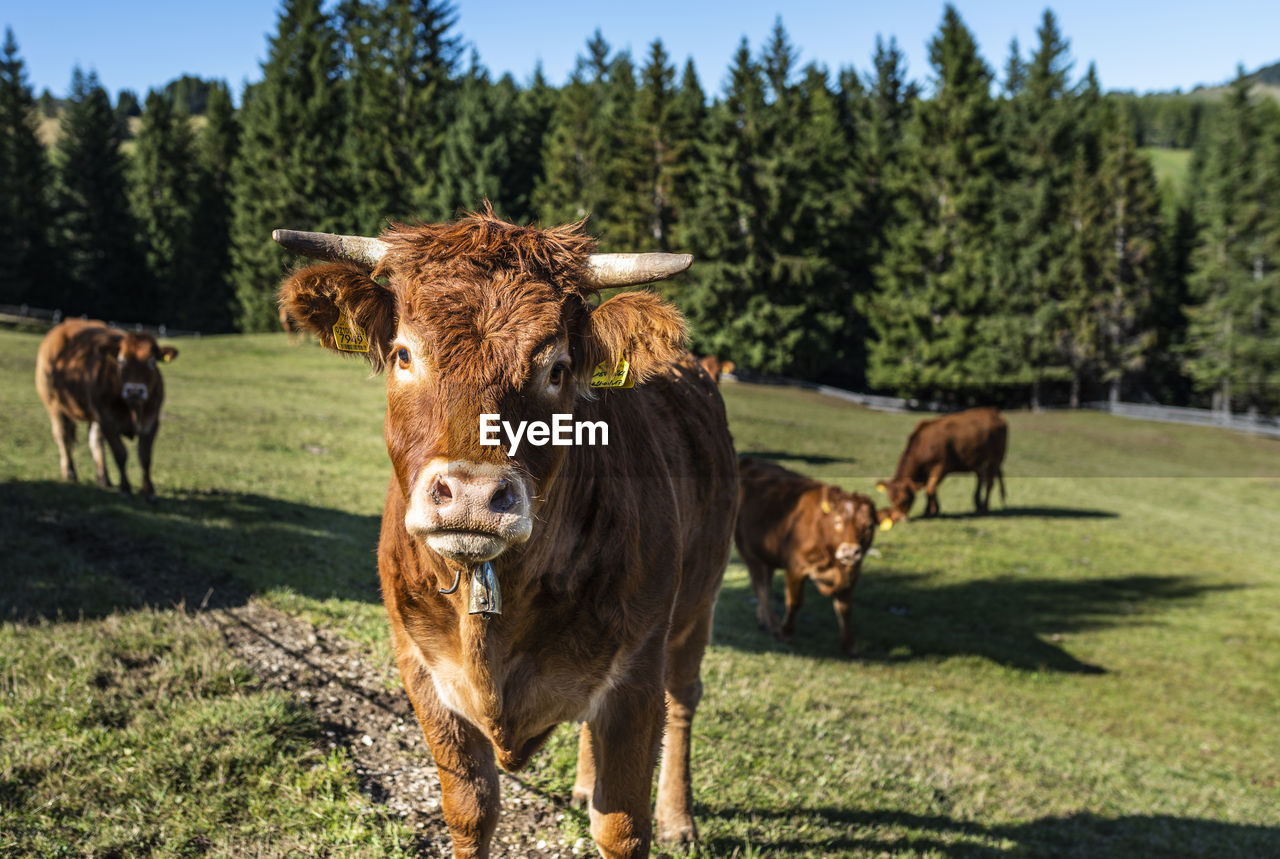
202 603 586 857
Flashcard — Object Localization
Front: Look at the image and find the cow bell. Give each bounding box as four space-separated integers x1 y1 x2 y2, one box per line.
468 561 502 619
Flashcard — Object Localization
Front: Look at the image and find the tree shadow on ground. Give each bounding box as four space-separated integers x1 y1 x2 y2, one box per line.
908 506 1119 521
1 480 383 622
739 449 858 466
702 804 1280 857
713 567 1239 674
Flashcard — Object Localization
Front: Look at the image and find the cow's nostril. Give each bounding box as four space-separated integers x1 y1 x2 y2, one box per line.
490 480 517 514
430 475 453 505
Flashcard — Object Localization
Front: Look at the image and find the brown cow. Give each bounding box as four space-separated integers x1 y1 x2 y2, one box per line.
274 211 738 858
698 354 735 383
35 319 178 499
877 407 1007 527
735 457 877 656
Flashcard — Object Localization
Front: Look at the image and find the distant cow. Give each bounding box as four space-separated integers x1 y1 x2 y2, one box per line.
274 211 738 856
698 354 735 383
735 457 878 656
35 319 178 499
877 407 1006 527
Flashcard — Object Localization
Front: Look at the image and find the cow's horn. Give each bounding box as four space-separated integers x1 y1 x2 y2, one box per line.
585 253 693 287
271 229 388 268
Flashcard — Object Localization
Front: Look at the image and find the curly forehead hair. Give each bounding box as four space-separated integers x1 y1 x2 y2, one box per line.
375 209 598 300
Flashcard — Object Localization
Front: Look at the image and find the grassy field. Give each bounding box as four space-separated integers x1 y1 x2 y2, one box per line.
2 328 1278 857
1140 147 1192 205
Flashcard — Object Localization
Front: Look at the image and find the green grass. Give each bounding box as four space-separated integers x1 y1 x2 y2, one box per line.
3 328 1279 856
1141 146 1192 207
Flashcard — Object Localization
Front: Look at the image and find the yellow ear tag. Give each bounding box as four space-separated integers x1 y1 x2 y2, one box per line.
820 499 832 515
162 353 171 363
332 309 369 353
876 484 886 494
590 356 634 389
880 518 894 531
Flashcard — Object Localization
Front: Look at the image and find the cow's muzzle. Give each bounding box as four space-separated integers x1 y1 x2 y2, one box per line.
121 383 149 402
404 460 533 563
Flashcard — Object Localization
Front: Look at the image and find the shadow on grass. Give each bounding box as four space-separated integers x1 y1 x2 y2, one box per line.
703 805 1280 857
714 569 1239 674
1 479 383 621
908 505 1120 521
739 449 858 466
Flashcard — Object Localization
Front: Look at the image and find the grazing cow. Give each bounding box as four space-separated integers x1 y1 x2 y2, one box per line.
34 319 178 499
274 211 738 858
877 407 1007 528
698 354 735 383
735 457 877 656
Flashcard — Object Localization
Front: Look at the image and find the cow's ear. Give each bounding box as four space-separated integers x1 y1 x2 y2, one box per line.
278 262 396 370
159 346 179 363
722 360 735 376
99 333 124 357
583 291 687 387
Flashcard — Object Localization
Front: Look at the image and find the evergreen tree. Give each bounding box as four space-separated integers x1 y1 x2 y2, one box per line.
187 82 240 333
666 59 707 250
1184 72 1280 413
0 28 56 306
1094 103 1163 404
996 10 1077 406
536 31 646 247
867 6 1002 399
229 0 348 331
129 90 200 329
51 67 147 320
504 65 556 224
430 53 515 218
636 39 681 249
340 0 460 229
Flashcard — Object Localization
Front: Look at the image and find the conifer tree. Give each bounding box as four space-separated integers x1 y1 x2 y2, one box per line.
51 67 147 320
1184 73 1280 412
187 82 240 332
340 0 460 229
430 54 515 218
1094 103 1163 404
503 65 556 224
130 90 201 329
996 10 1077 406
0 28 55 306
666 59 707 250
867 6 1002 399
229 0 348 331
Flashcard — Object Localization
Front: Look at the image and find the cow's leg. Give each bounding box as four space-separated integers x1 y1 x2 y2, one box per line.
778 568 807 642
88 422 110 487
833 588 856 656
137 425 158 499
973 472 987 514
572 722 595 807
924 468 944 517
95 424 131 494
587 675 665 859
743 552 780 635
399 652 499 858
50 413 77 481
655 608 711 845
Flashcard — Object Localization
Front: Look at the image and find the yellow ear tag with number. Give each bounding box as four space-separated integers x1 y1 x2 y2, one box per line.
332 309 369 353
590 356 634 389
821 499 832 515
880 517 894 531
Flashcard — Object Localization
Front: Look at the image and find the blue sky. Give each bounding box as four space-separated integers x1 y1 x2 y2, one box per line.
6 1 1279 100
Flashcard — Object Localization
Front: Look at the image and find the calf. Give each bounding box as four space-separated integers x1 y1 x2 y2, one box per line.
274 211 738 857
877 406 1007 527
735 457 877 656
35 319 178 499
698 354 735 383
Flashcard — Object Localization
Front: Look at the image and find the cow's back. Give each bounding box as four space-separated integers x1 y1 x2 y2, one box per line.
941 407 1006 469
36 319 112 422
735 457 817 568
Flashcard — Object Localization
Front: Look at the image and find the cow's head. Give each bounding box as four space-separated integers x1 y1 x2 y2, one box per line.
275 212 690 567
875 478 918 526
806 488 877 598
103 331 177 414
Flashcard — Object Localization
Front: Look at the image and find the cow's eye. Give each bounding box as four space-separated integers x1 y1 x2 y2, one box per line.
548 362 568 388
396 347 411 369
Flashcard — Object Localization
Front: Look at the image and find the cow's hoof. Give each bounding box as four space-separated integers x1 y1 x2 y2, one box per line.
655 817 697 846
